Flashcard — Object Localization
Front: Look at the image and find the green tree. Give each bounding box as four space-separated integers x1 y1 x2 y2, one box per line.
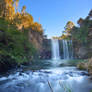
65 21 75 31
21 5 26 14
89 10 92 17
64 21 75 36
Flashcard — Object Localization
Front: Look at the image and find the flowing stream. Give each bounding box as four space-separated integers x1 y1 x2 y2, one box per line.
0 39 92 92
0 60 92 92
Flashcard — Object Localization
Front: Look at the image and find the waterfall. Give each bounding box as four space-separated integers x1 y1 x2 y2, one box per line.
51 39 73 60
63 40 69 59
51 39 60 60
63 40 73 59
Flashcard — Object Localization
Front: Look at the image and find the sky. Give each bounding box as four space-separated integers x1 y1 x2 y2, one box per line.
19 0 92 38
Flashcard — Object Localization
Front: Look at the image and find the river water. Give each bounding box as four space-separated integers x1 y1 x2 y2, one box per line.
0 60 92 92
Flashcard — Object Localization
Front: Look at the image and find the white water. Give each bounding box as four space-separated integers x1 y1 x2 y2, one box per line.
51 39 60 60
63 40 73 59
63 40 69 59
0 65 91 92
51 39 73 61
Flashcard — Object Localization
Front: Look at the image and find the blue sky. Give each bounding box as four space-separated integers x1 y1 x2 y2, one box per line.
19 0 92 38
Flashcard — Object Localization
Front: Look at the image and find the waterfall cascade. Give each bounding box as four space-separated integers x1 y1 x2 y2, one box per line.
51 39 60 60
51 39 73 60
63 40 73 59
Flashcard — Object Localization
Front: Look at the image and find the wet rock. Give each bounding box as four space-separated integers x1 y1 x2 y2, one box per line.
77 62 87 70
81 72 89 76
69 72 73 77
77 58 92 77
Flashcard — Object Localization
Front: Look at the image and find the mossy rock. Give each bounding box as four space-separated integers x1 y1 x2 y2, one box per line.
77 62 86 70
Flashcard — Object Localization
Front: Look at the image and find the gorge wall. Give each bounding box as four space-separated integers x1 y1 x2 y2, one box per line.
28 30 52 59
37 39 74 60
73 28 92 59
40 39 51 59
28 28 92 60
28 29 43 52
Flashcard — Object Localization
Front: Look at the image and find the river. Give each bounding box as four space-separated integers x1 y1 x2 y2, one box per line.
0 60 92 92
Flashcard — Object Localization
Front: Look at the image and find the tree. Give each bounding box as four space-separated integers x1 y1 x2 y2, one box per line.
0 0 15 20
0 0 4 17
21 5 26 14
64 21 75 36
60 34 67 39
31 22 43 34
89 10 92 17
77 18 84 26
14 0 19 12
65 21 75 31
0 0 44 34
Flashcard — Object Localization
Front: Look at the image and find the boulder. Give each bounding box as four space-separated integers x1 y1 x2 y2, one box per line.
77 62 87 70
77 58 92 76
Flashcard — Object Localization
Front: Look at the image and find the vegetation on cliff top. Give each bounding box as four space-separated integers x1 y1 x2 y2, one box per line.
60 10 92 44
0 0 44 69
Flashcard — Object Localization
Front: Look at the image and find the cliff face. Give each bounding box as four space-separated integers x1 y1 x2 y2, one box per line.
59 40 64 59
28 29 52 59
87 28 92 58
28 29 43 52
40 39 51 59
73 44 89 59
73 28 92 59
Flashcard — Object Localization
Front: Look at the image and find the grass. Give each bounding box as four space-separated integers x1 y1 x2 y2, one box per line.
59 81 72 92
47 80 72 92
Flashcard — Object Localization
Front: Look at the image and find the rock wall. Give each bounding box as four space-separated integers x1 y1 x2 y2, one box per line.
28 29 52 59
73 45 89 59
40 39 51 59
73 28 92 59
28 29 43 52
59 40 63 59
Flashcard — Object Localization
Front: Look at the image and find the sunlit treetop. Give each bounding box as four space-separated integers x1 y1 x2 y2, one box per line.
0 0 44 34
65 21 75 30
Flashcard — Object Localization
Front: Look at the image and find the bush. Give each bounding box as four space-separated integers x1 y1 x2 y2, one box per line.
0 18 37 65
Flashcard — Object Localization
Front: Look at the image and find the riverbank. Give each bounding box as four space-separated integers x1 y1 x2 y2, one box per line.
77 58 92 77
